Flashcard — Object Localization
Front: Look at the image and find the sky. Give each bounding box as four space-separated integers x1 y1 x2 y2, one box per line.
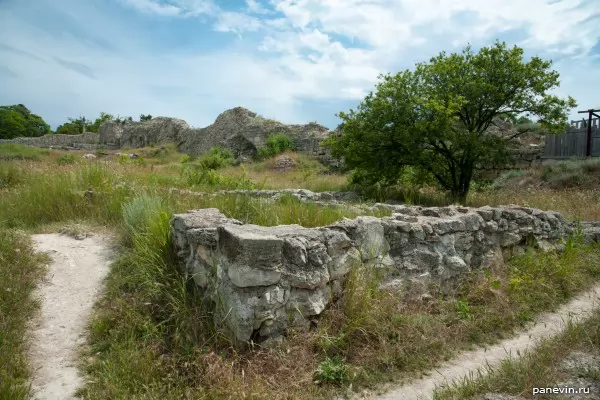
0 0 599 130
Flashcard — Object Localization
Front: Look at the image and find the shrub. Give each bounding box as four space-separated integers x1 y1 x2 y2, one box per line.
198 147 235 170
256 134 295 160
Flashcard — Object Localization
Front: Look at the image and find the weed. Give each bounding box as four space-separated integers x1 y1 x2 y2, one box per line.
314 356 349 385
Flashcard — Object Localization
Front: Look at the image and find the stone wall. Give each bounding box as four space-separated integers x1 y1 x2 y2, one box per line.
172 204 580 346
96 107 334 163
0 132 102 150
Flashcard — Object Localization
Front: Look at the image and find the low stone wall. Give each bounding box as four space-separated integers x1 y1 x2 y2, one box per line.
168 188 363 203
0 132 101 150
172 204 579 346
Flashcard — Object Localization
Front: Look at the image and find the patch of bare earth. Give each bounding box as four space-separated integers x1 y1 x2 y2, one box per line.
28 233 113 400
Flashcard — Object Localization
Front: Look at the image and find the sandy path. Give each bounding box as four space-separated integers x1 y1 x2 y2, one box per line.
371 284 600 400
28 234 113 400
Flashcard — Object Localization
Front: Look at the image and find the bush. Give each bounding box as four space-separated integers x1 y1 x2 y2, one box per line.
256 134 295 160
198 147 235 170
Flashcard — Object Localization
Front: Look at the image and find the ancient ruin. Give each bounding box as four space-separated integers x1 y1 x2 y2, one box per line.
172 200 598 347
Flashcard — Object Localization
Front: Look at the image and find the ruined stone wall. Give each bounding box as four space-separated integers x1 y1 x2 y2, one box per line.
0 132 101 150
172 204 577 346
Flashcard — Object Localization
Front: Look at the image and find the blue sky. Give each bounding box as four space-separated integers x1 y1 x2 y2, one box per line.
0 0 599 130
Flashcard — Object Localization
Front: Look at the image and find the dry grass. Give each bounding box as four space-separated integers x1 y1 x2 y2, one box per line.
79 227 600 399
469 188 600 221
2 144 600 399
0 229 49 399
434 311 600 399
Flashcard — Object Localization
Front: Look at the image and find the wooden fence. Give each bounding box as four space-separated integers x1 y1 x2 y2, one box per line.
543 117 600 159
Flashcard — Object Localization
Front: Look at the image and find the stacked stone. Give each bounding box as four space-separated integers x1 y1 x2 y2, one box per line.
172 204 585 346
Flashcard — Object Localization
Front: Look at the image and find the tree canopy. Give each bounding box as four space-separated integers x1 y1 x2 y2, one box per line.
55 112 114 135
325 41 576 203
0 104 51 139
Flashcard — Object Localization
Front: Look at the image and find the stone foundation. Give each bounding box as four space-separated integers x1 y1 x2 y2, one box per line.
172 204 585 346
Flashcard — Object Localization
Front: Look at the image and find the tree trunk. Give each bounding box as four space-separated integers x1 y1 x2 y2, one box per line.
450 163 473 204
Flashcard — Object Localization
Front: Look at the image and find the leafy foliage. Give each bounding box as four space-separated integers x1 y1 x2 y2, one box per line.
198 146 235 170
326 41 576 203
313 356 348 385
0 104 51 139
55 112 114 134
256 133 295 160
140 114 153 121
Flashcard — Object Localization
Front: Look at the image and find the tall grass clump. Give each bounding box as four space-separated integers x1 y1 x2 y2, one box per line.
0 162 25 189
122 194 167 245
0 229 49 400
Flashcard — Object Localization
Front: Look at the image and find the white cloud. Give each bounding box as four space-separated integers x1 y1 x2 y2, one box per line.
213 11 263 33
119 0 183 16
1 0 598 128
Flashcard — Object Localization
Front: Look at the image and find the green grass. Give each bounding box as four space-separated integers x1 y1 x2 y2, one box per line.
0 229 49 400
76 219 600 399
0 162 27 189
0 164 389 230
1 152 599 399
433 311 600 399
0 143 51 161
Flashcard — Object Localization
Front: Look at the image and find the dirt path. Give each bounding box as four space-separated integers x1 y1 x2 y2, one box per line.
372 284 600 400
28 234 113 400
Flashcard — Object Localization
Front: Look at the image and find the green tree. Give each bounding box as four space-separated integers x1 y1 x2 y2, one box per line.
55 116 87 135
516 115 533 125
325 41 576 203
87 112 114 133
55 112 114 134
140 114 153 121
0 104 51 139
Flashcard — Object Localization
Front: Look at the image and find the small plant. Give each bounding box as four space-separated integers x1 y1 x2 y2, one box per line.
313 356 348 385
56 154 77 165
180 154 191 164
456 299 474 320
